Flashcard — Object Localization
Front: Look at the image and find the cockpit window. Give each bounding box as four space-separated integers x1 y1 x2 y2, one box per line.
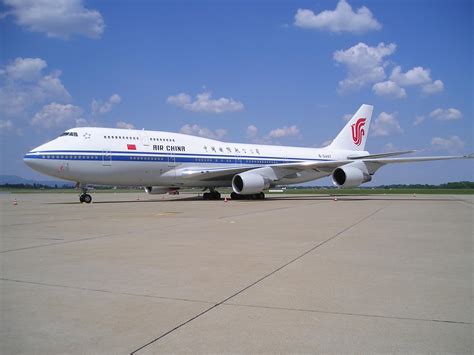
59 132 78 137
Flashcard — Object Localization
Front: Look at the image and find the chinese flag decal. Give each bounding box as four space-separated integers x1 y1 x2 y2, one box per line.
127 144 136 150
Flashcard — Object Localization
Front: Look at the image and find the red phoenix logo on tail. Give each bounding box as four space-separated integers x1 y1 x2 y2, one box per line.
351 118 366 146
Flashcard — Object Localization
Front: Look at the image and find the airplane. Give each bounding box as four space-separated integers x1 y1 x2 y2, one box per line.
24 104 472 203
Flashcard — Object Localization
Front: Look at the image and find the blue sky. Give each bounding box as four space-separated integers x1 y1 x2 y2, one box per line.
1 0 472 184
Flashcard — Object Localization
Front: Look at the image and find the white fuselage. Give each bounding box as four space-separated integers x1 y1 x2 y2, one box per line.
24 127 364 188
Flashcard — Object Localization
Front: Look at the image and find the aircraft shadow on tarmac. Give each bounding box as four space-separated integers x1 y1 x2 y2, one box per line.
46 195 466 204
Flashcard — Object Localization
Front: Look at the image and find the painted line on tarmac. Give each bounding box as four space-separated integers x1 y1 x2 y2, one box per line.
0 278 214 305
223 302 472 326
130 205 386 354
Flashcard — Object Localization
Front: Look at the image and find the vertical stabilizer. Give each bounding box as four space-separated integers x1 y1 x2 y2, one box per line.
328 104 373 151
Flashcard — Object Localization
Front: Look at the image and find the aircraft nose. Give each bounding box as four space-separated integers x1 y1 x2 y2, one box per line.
23 148 47 172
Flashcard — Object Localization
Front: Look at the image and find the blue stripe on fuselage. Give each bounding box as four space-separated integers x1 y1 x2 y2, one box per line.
26 149 322 161
23 150 330 164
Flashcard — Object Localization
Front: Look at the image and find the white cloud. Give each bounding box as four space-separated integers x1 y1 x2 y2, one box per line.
431 135 464 153
166 93 190 107
0 119 14 133
371 112 403 137
334 45 444 97
333 42 396 91
2 57 46 81
3 0 105 39
422 79 444 94
116 121 135 129
37 72 71 100
383 142 397 152
388 66 444 96
244 124 303 144
413 116 425 126
167 91 244 114
268 125 300 138
91 94 122 115
372 80 406 98
75 118 89 127
31 103 84 129
0 57 70 119
430 108 462 121
180 124 227 140
246 125 258 138
294 0 381 34
390 66 432 86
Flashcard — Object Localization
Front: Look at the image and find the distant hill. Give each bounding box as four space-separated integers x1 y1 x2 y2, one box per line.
0 175 75 187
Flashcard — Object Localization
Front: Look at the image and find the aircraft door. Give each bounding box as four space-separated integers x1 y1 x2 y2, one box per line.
234 153 241 167
102 149 112 166
139 130 150 146
168 153 176 167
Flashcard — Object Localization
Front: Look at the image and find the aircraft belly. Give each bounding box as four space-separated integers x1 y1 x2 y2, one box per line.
66 161 231 187
66 161 168 186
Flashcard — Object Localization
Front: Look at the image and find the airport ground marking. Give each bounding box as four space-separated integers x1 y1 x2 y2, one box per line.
222 303 472 326
130 205 386 354
0 278 215 305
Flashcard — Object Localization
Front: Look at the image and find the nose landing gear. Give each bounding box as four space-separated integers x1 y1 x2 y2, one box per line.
79 193 92 203
76 183 92 203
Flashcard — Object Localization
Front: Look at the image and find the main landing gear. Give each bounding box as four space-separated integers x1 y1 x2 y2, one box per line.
203 190 221 200
231 192 265 200
77 184 92 203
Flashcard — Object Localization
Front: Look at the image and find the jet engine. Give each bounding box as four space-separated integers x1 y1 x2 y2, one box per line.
232 172 270 194
332 163 372 188
144 186 179 194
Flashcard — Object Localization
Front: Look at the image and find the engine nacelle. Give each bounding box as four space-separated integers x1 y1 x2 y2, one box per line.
332 165 372 188
144 186 179 194
232 172 270 195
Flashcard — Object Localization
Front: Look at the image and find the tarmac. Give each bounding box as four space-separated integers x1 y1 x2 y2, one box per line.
0 192 472 354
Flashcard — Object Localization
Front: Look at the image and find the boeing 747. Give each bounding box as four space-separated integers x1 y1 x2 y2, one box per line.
24 104 472 203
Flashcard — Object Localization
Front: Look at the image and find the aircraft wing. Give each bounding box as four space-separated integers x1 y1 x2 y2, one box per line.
178 166 254 181
362 153 473 165
347 150 416 159
175 154 472 182
177 160 352 181
360 153 473 174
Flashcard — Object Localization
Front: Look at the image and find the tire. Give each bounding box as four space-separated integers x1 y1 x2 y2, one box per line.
79 195 85 203
83 194 92 204
231 192 239 200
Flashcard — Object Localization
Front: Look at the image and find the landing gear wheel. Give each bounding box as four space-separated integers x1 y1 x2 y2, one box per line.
203 191 221 200
231 192 239 200
80 194 92 203
259 192 265 200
